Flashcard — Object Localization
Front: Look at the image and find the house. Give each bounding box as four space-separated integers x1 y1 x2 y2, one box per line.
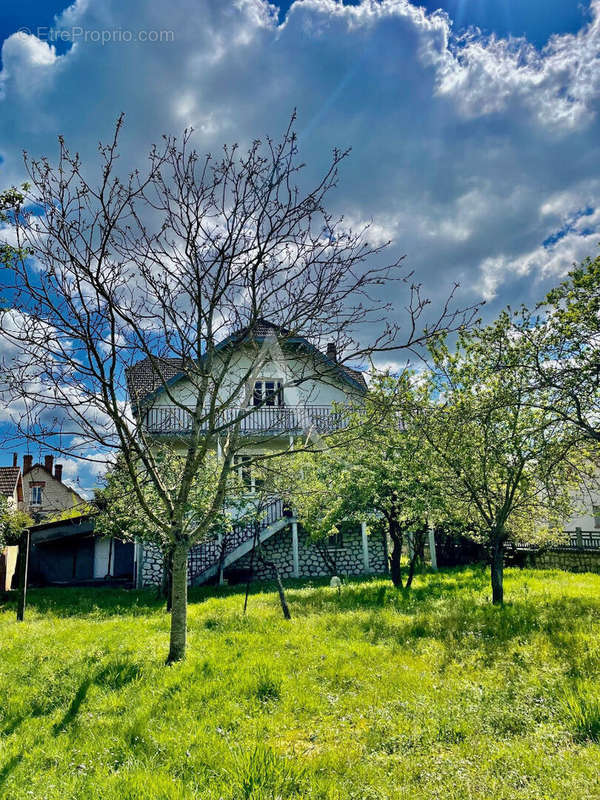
126 320 389 587
0 454 24 510
20 453 85 522
27 514 138 588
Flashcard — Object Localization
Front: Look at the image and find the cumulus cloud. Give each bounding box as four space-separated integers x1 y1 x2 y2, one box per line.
1 0 600 483
433 1 600 128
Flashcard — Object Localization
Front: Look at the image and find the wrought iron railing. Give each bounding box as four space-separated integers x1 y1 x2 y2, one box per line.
188 497 286 581
144 405 348 435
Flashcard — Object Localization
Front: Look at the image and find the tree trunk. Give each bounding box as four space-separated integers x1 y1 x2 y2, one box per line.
258 551 291 620
389 534 403 588
405 552 417 589
167 542 188 663
490 537 504 605
274 568 292 621
388 513 403 588
243 522 260 615
161 549 173 611
405 526 427 589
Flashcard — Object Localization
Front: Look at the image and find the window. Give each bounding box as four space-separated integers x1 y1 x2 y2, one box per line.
31 486 43 505
327 529 343 549
594 505 600 529
252 380 284 407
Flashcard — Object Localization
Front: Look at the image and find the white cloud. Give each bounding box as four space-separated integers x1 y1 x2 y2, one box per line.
0 0 600 487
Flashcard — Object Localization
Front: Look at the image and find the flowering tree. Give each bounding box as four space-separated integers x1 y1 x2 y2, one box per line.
279 376 446 588
406 314 583 604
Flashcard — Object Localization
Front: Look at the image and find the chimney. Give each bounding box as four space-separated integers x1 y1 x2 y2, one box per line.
44 454 54 474
54 464 63 482
326 342 337 363
12 453 18 468
23 454 33 473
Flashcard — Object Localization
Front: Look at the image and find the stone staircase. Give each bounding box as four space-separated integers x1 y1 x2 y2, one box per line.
189 498 293 585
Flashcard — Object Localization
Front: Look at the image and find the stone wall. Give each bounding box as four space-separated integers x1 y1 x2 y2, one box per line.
519 548 600 574
141 541 163 587
233 523 388 581
139 523 389 587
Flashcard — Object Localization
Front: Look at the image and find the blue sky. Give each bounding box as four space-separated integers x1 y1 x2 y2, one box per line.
0 1 591 63
1 0 599 493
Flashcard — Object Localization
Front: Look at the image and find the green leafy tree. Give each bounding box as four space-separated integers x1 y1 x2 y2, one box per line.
0 494 33 550
407 314 582 604
281 379 445 588
94 449 252 595
516 253 600 444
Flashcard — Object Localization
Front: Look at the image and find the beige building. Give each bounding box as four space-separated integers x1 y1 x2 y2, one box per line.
21 454 85 521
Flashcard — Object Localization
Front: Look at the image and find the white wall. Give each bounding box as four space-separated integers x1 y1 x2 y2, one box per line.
153 344 363 409
565 482 600 532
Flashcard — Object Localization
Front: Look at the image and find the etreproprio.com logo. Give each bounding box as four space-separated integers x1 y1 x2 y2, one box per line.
16 27 175 45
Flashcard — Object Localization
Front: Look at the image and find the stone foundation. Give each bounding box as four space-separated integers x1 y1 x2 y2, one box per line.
234 523 388 581
139 523 389 587
519 548 600 574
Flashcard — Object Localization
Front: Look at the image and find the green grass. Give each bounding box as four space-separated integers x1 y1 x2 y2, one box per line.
1 566 600 799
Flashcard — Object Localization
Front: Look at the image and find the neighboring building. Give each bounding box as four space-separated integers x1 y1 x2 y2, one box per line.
28 514 137 588
0 455 24 591
561 480 600 548
127 319 387 587
1 452 86 589
0 454 24 510
20 453 85 522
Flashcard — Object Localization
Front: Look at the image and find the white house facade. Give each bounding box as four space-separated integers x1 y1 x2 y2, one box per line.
126 320 388 587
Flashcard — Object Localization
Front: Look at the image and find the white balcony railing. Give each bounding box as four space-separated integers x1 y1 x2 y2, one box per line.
143 405 350 436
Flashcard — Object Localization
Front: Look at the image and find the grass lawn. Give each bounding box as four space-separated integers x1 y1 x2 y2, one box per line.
1 566 600 799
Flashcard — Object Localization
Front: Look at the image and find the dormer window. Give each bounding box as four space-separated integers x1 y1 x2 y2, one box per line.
252 380 284 407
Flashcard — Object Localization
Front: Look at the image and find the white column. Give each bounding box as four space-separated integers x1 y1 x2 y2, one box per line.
428 526 438 571
134 540 144 588
291 521 299 578
216 438 222 460
217 533 224 585
361 521 370 572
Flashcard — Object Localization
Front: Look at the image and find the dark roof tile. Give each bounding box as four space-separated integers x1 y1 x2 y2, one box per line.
0 466 21 497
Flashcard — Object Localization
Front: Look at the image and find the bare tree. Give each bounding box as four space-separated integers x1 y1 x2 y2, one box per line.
0 114 473 661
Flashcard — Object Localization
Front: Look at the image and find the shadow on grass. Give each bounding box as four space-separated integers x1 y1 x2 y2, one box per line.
0 587 166 619
3 568 599 664
52 659 142 734
0 753 23 786
1 658 142 739
280 567 600 661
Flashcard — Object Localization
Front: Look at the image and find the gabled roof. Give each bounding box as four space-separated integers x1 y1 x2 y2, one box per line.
126 319 367 403
125 357 184 402
23 463 86 503
0 466 22 498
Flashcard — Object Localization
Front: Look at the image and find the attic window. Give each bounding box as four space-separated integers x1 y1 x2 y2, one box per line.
252 380 284 407
31 486 43 505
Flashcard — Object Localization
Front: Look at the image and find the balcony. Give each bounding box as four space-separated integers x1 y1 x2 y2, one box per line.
142 405 350 436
